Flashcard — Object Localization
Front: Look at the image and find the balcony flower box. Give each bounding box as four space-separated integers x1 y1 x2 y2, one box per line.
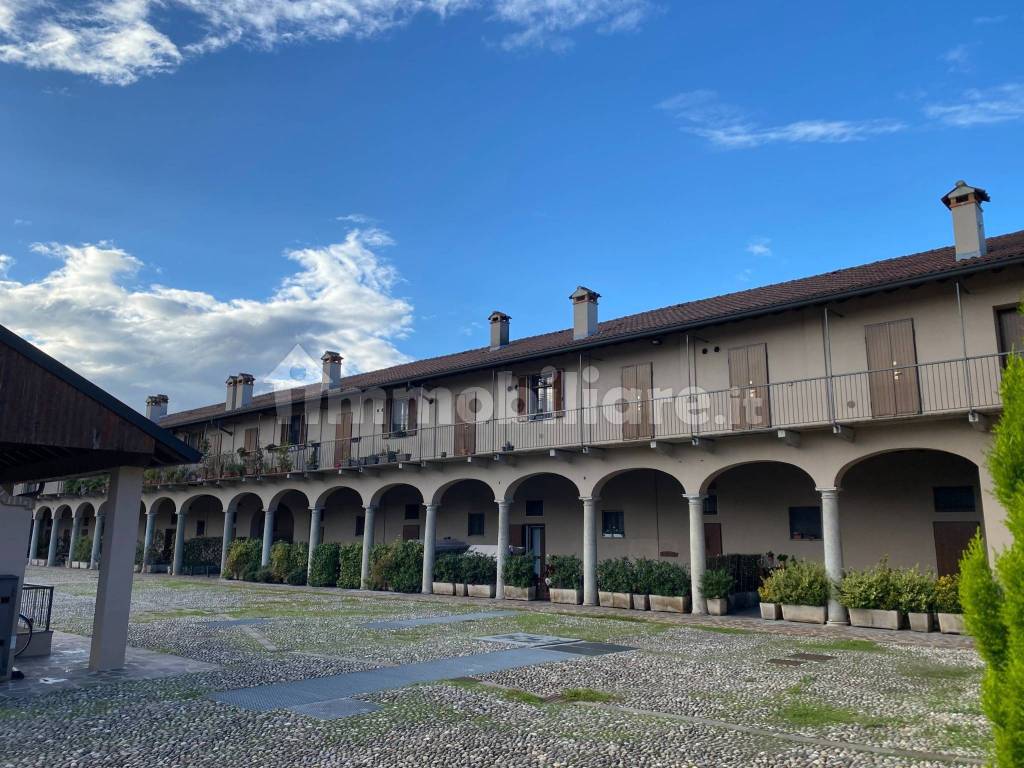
467 583 495 598
631 593 650 611
431 582 455 596
782 604 827 624
760 602 782 620
908 612 935 632
938 612 965 634
650 594 690 614
848 608 906 630
504 586 536 601
598 591 632 609
707 597 729 616
549 588 582 605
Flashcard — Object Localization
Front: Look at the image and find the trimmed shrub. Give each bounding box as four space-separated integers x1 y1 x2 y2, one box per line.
309 543 340 587
768 559 830 606
934 573 962 613
597 557 634 593
547 554 583 590
225 538 262 580
648 560 689 597
338 543 363 588
463 552 497 586
370 541 423 593
289 542 309 575
758 570 782 604
73 535 92 563
633 558 661 595
269 541 294 583
183 536 222 568
700 568 734 599
254 566 275 583
503 554 534 589
895 567 936 614
434 552 465 584
838 558 901 610
286 567 307 586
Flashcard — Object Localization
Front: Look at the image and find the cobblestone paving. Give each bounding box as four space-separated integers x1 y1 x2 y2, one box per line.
0 567 988 768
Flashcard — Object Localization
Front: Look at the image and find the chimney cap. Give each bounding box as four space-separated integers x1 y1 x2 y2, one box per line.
489 311 511 323
321 350 343 363
146 394 169 405
570 286 600 303
941 180 990 209
225 375 239 386
237 372 255 384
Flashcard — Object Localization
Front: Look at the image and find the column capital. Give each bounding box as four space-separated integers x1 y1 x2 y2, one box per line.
146 508 158 517
424 503 439 511
494 499 511 507
363 504 378 514
816 486 841 496
578 496 600 504
684 493 707 502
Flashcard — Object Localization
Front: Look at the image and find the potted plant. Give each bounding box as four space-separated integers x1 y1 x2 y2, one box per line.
597 557 633 608
463 552 496 598
898 567 937 632
775 559 830 624
934 573 964 634
432 552 463 596
758 570 783 620
700 568 733 615
547 554 583 604
503 554 536 601
838 559 907 630
631 558 661 610
648 560 691 613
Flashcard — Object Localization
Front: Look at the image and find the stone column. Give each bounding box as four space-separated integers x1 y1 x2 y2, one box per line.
221 507 236 577
421 504 438 594
142 510 157 568
68 510 83 567
581 496 598 606
359 505 377 589
686 494 707 615
172 510 188 576
89 512 104 569
819 487 848 625
495 500 510 600
89 466 144 672
46 510 61 566
307 507 322 580
260 507 275 567
28 512 42 563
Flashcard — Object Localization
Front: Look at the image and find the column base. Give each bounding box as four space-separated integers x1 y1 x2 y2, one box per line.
827 619 851 626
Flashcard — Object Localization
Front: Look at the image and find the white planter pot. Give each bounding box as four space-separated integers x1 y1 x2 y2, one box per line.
504 586 536 601
630 594 650 611
549 588 583 605
938 612 965 634
467 583 496 598
650 594 690 613
73 561 88 569
782 604 827 624
760 602 782 620
598 591 632 609
454 583 468 597
848 608 906 630
432 582 455 596
706 597 729 616
908 612 935 632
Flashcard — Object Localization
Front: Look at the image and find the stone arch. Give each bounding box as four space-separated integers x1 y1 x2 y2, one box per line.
268 488 310 514
180 493 223 516
428 477 500 507
369 482 425 509
74 501 95 519
144 496 176 516
589 467 688 499
698 459 818 495
316 486 366 545
833 446 980 489
502 471 581 502
226 491 261 516
314 485 366 510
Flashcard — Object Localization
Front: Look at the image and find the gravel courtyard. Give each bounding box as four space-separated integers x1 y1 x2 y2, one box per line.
1 567 988 768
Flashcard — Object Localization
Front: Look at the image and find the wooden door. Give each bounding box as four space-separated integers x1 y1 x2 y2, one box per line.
454 393 476 456
402 524 420 541
933 521 980 576
334 411 353 466
865 319 920 417
729 343 770 429
997 307 1024 359
621 363 653 440
704 522 723 559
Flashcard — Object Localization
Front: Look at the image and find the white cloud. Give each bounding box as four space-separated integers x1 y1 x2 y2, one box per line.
657 90 906 149
0 0 650 84
925 82 1024 126
0 228 413 411
0 254 13 276
745 237 771 257
13 218 30 225
942 43 971 73
337 212 375 225
973 15 1006 25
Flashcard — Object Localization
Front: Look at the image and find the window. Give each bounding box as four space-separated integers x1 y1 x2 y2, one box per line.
243 427 259 453
789 506 822 541
934 486 976 513
405 503 421 521
280 413 305 446
525 500 544 517
703 486 718 515
602 510 625 538
195 519 206 537
468 512 485 537
390 398 410 433
355 515 365 536
529 372 555 419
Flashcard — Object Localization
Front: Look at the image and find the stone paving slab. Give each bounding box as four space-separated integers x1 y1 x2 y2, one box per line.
364 610 517 630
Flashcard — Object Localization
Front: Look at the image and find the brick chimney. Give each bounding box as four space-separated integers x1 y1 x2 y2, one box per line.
322 351 343 388
489 312 510 350
942 180 990 261
225 375 238 411
237 373 255 408
570 286 600 340
145 394 169 421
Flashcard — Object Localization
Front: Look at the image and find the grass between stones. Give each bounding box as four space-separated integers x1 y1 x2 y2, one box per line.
561 688 621 703
899 661 979 681
799 638 885 653
774 700 894 728
446 679 545 706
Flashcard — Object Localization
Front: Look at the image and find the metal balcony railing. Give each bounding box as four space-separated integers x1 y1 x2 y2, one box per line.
131 352 1006 488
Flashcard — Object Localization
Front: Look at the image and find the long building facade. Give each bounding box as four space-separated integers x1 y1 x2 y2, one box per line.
25 182 1024 624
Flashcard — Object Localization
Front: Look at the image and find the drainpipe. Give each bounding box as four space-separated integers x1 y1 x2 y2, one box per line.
955 282 974 412
822 308 836 425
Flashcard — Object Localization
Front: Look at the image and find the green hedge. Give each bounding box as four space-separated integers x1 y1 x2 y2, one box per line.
309 543 340 587
547 554 582 590
183 536 223 568
597 557 634 592
72 535 93 563
434 552 465 583
700 568 734 599
758 559 830 606
225 539 262 580
338 543 363 588
462 552 497 585
370 541 423 593
647 560 689 597
503 554 534 588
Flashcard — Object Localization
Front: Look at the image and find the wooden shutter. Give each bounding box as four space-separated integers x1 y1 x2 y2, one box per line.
729 344 769 429
508 524 525 550
279 421 289 445
243 428 258 453
997 308 1024 356
383 392 393 434
516 376 528 417
621 363 653 440
207 432 222 455
335 411 353 465
455 392 476 456
933 521 980 576
889 319 920 415
704 522 723 559
865 319 920 417
407 397 418 435
402 524 420 541
298 415 308 444
553 369 565 416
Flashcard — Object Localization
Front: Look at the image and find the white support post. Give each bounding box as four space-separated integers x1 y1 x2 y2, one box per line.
142 511 157 568
307 507 322 580
360 505 377 589
89 512 104 569
581 496 598 606
686 494 707 615
818 487 848 625
28 512 42 564
68 510 83 568
46 510 60 566
172 510 187 575
261 507 275 567
421 504 438 594
495 500 510 600
89 466 144 672
221 507 236 577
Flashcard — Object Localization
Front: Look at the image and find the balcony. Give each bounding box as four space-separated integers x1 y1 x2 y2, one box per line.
138 352 1005 489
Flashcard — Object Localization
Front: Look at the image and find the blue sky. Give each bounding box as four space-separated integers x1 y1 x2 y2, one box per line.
1 2 1023 410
